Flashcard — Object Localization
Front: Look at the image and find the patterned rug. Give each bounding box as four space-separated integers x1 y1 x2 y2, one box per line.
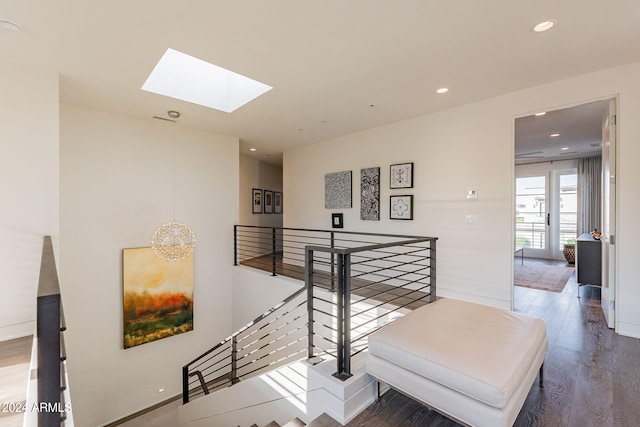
514 263 575 292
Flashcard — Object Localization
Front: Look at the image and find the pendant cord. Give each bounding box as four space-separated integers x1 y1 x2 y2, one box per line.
172 140 176 221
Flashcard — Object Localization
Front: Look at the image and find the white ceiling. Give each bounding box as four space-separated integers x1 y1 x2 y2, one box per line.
2 1 640 166
515 99 610 165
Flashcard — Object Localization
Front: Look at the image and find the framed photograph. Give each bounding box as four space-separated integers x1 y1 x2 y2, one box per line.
390 195 413 220
332 213 344 228
264 190 273 213
252 188 262 214
123 247 194 349
274 192 283 214
390 162 414 189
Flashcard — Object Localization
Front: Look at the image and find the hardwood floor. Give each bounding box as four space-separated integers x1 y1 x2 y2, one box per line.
0 335 32 427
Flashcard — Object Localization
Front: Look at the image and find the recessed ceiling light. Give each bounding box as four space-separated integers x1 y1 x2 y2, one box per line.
0 19 22 31
534 112 546 117
167 110 180 119
142 48 272 113
436 87 449 94
533 20 556 33
249 148 257 152
561 147 569 151
550 133 560 138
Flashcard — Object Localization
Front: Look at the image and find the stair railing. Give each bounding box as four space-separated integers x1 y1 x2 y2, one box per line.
183 287 308 403
305 236 436 379
183 227 437 403
36 236 71 426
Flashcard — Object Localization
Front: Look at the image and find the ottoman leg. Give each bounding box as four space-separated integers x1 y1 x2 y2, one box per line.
539 363 544 387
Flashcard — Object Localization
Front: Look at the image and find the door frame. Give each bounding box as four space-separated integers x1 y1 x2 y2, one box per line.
511 96 619 331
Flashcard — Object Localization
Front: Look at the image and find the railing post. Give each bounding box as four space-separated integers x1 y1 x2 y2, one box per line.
330 232 335 291
429 239 437 303
306 248 315 359
182 366 190 404
272 227 277 276
334 253 352 380
233 225 238 266
231 335 239 384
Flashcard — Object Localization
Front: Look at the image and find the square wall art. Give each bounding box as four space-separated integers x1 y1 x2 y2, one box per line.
123 247 194 349
325 171 352 209
361 167 380 220
390 195 414 220
390 162 414 189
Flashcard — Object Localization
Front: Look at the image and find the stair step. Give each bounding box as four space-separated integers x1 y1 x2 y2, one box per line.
282 418 306 427
307 413 342 427
264 422 281 427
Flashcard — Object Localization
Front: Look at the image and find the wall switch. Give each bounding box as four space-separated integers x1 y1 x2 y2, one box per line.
465 214 479 224
466 190 478 200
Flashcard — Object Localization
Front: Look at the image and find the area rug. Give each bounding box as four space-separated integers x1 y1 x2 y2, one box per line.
514 264 575 292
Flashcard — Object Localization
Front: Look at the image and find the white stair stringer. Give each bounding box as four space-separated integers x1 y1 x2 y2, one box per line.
178 352 377 427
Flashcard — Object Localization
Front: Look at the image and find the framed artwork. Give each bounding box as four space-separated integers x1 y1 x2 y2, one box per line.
325 171 352 209
332 213 344 228
390 195 414 220
264 190 273 213
390 162 414 189
252 188 262 214
274 192 283 214
361 167 380 220
122 247 194 349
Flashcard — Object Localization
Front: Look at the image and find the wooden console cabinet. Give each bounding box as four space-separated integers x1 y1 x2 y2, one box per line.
576 233 601 288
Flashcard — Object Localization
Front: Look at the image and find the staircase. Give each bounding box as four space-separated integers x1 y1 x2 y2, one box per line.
250 413 340 427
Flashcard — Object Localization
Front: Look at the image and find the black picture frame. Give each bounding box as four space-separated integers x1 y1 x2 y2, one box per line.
332 213 344 228
390 162 414 189
390 195 413 220
263 190 273 214
274 192 283 214
252 188 262 214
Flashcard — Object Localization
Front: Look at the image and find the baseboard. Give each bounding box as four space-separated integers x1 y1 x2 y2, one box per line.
617 321 640 339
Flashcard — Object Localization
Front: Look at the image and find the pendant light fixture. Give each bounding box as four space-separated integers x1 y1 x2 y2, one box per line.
151 117 196 261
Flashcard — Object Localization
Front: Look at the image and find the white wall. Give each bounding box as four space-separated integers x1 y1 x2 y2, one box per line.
284 61 640 337
59 104 239 426
0 61 59 341
239 154 283 227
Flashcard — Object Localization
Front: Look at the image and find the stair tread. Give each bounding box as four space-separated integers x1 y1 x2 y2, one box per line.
307 413 342 427
282 418 306 427
264 422 281 427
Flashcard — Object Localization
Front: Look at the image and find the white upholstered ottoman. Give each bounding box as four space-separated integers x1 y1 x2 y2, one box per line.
367 298 547 427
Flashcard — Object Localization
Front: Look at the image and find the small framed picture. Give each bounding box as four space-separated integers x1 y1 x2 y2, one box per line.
264 190 273 214
390 195 413 220
390 162 414 189
252 188 262 214
274 192 283 214
332 213 344 228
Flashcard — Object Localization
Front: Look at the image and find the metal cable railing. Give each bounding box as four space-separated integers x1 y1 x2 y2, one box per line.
183 226 437 403
183 288 307 403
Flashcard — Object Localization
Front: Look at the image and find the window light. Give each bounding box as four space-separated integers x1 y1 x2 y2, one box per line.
142 48 272 113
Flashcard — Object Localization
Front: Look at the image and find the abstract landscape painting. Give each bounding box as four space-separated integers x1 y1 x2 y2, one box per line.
123 247 193 349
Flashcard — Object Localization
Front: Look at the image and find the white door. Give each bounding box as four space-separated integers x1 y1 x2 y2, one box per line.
601 99 616 328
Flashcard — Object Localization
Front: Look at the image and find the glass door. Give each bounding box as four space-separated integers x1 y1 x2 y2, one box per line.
555 171 577 259
515 175 549 258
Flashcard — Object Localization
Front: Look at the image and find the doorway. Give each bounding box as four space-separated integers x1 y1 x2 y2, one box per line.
513 98 617 328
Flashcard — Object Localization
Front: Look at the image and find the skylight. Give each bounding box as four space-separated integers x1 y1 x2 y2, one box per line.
142 48 272 113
